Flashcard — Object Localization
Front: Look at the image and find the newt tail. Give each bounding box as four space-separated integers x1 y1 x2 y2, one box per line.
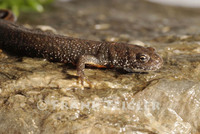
0 9 163 87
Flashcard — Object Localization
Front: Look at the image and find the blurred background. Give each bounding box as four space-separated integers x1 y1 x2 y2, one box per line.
149 0 200 8
1 0 200 16
0 0 54 16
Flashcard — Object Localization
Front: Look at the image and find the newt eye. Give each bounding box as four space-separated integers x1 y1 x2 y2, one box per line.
136 53 150 63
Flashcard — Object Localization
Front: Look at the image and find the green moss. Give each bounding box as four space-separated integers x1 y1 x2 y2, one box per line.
0 0 54 16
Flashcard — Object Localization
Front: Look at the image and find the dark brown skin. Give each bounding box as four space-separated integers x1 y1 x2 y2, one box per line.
0 9 163 86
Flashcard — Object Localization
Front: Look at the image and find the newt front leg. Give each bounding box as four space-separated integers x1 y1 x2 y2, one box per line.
77 55 100 88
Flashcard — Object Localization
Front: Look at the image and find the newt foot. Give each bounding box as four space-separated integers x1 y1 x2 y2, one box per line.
77 76 93 89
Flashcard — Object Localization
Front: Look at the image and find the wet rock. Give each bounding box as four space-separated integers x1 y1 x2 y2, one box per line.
1 0 200 133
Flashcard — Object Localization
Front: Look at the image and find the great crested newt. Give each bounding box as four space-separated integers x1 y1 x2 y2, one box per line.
0 9 163 87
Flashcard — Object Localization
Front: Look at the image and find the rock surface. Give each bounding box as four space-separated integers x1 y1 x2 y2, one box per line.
1 0 200 133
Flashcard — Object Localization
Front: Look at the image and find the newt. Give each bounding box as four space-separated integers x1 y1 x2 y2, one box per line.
0 9 163 87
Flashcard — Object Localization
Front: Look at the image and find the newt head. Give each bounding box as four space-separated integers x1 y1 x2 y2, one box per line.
110 44 163 73
124 45 163 72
